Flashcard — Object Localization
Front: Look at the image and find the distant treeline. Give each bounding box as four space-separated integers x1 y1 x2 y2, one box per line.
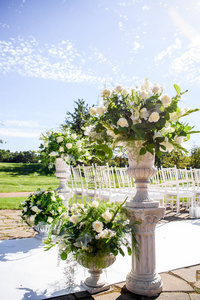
0 149 38 163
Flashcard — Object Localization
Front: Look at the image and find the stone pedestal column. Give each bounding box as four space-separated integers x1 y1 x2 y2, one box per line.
125 206 165 297
125 144 165 296
55 158 73 206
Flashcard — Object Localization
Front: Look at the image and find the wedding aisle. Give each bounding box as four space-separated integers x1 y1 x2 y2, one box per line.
0 219 200 300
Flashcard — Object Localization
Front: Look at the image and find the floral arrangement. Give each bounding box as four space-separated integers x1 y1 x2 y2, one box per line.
44 199 138 268
84 78 199 157
21 189 67 226
39 128 91 168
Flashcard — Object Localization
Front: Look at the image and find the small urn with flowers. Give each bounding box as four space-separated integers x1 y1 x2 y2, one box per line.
39 128 91 202
44 198 138 294
21 189 68 239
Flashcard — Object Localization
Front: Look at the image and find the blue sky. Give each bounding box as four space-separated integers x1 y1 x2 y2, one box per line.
1 0 200 153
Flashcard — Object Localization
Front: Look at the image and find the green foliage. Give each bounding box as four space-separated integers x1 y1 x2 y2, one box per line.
62 99 90 137
190 145 200 169
0 149 38 163
21 189 68 226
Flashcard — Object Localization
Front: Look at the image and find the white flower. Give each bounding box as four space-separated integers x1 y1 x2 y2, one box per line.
152 83 161 94
161 126 175 134
23 207 27 212
130 109 141 124
115 85 123 93
92 220 104 233
21 200 25 205
51 195 56 202
140 107 149 120
44 142 48 148
169 112 179 122
102 89 111 98
61 212 68 220
148 112 160 123
91 200 99 208
59 146 64 152
84 125 95 136
57 136 63 143
161 94 171 108
153 131 162 140
117 117 129 127
47 216 53 224
160 137 174 152
174 135 184 144
139 90 149 100
121 89 128 97
71 133 77 139
31 206 39 213
66 143 72 149
70 215 79 225
89 107 96 116
96 106 105 116
58 207 62 214
76 140 82 147
102 210 112 222
59 194 65 201
49 151 58 157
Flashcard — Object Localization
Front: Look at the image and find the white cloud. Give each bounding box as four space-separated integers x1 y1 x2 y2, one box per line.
154 38 182 62
0 37 113 85
4 120 39 128
0 128 41 138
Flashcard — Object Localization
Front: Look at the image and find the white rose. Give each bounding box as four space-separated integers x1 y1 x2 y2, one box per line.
71 133 77 139
59 194 65 201
139 90 149 100
161 94 171 108
89 107 96 116
169 112 179 122
174 135 184 144
44 142 48 148
153 131 162 140
76 140 82 147
95 229 109 239
130 109 141 124
91 200 99 208
148 112 160 123
23 207 27 212
31 206 39 213
115 85 123 93
96 106 105 116
59 146 64 152
102 89 111 98
47 216 53 224
140 107 149 120
51 195 56 202
58 207 62 213
70 215 79 225
66 143 72 149
49 151 58 157
152 83 161 94
92 220 104 233
102 210 112 222
84 125 94 136
57 136 63 143
117 117 129 127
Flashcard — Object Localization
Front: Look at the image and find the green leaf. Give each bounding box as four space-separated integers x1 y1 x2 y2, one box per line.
140 147 147 155
61 252 68 260
174 84 181 95
127 246 132 255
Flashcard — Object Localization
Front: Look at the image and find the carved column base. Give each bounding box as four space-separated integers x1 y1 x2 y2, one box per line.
125 206 165 297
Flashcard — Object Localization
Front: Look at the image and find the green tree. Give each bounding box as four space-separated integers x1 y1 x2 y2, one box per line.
62 99 90 137
190 145 200 168
156 150 190 169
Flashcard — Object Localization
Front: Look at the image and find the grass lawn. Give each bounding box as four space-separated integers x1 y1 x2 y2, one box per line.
0 197 26 210
0 162 59 193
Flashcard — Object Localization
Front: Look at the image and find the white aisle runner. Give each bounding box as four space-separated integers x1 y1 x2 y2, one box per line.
0 219 200 300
